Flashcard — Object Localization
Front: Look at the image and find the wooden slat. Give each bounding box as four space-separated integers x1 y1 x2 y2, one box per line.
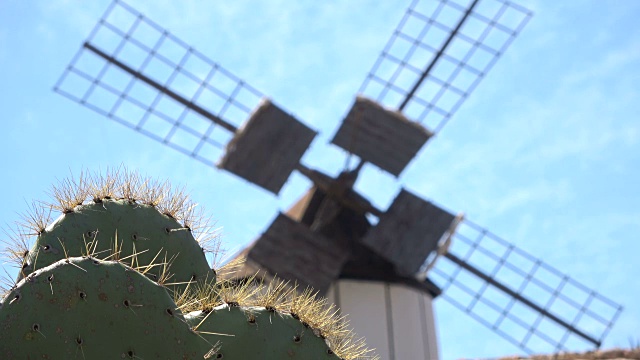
218 99 316 194
331 96 432 176
363 189 455 275
248 213 350 294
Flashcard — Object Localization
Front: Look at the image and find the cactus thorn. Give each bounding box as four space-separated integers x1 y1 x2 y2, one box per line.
118 248 148 264
17 200 52 236
47 273 54 294
75 334 86 360
31 322 46 338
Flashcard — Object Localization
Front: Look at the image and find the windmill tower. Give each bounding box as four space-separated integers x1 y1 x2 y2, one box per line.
53 0 624 358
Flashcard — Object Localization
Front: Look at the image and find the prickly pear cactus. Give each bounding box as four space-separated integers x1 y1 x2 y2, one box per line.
187 305 342 359
0 169 377 360
0 256 204 359
13 169 217 294
181 279 374 359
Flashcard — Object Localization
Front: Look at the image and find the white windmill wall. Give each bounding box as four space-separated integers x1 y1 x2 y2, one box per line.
326 280 439 360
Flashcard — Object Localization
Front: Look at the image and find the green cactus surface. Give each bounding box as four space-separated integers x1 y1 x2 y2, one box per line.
20 199 215 294
0 256 206 359
178 279 377 360
187 305 341 359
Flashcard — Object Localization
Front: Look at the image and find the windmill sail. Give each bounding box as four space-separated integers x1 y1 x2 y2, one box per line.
332 184 624 354
55 0 260 165
54 0 315 194
430 218 623 354
332 0 533 176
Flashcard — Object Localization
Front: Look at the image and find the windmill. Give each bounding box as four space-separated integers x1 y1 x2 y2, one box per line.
53 0 624 358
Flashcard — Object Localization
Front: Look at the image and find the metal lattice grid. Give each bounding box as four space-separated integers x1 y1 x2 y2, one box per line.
429 219 623 354
359 0 532 133
54 0 263 167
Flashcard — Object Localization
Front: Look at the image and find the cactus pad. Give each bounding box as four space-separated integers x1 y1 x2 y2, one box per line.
9 169 218 294
188 305 341 359
0 256 206 359
180 279 377 360
21 199 215 293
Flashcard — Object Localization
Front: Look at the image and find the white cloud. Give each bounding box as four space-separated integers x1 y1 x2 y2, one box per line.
563 41 640 86
38 1 104 35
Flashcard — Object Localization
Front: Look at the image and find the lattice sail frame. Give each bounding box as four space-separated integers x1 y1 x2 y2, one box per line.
54 0 264 167
429 219 623 354
358 0 532 133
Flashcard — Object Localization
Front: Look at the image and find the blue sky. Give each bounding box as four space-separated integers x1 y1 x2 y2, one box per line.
1 1 639 359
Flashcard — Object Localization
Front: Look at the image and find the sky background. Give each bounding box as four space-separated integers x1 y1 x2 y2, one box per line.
1 1 639 359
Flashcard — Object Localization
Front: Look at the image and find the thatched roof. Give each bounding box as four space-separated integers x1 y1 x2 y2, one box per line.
496 348 640 360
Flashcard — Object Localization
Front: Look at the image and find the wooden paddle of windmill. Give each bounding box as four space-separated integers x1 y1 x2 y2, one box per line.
54 0 624 358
